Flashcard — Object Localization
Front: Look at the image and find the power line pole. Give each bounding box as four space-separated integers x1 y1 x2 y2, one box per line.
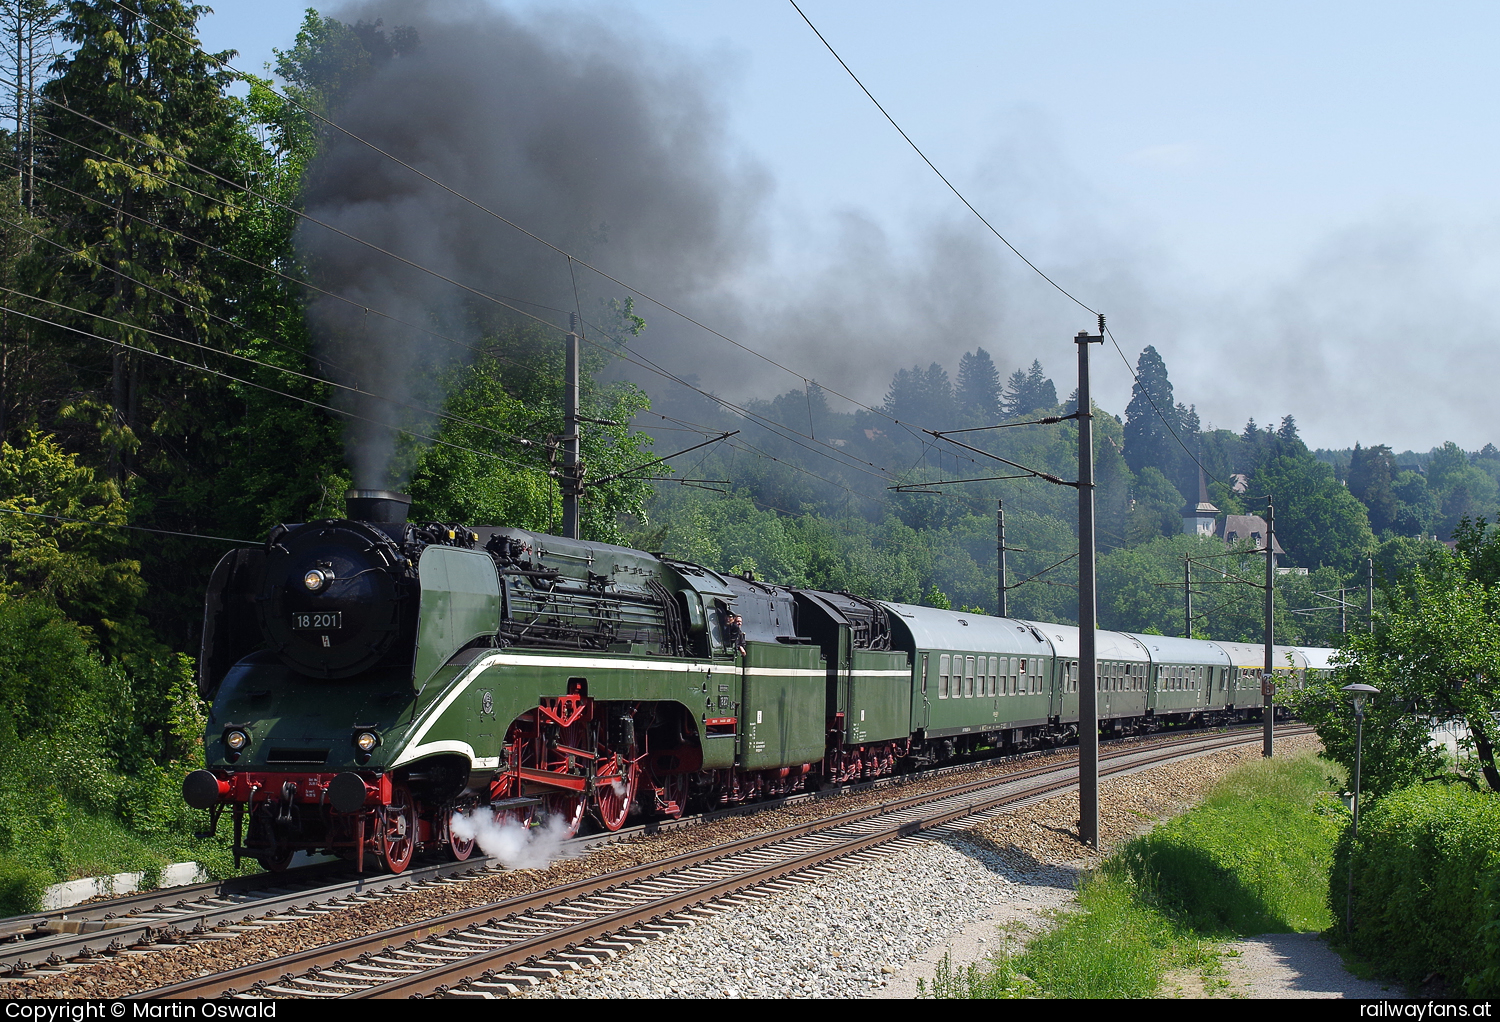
997 499 1007 618
1077 324 1103 847
562 313 581 540
1263 501 1275 758
1367 556 1374 633
1184 555 1192 639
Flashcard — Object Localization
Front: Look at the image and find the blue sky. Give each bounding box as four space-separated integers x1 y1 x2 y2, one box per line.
197 1 1500 451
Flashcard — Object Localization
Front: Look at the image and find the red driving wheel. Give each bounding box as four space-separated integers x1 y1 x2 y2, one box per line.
448 807 475 861
380 783 416 873
592 756 639 832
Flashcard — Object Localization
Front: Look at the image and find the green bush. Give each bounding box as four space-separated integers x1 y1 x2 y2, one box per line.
0 855 54 916
1334 781 1500 991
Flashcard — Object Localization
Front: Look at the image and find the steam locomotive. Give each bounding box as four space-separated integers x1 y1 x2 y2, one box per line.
182 490 1333 873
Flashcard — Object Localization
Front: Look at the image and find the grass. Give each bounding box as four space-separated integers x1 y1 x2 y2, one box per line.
922 750 1347 999
0 798 250 915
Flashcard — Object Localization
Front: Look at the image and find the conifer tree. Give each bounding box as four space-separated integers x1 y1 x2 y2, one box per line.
1348 443 1398 534
1122 345 1181 486
954 347 1000 424
883 362 952 425
1001 359 1057 417
34 0 243 474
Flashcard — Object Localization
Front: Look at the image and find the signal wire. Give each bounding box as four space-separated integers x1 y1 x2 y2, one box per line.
28 116 566 338
13 151 906 501
3 152 546 381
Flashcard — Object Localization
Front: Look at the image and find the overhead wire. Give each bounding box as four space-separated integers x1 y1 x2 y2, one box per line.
6 148 548 381
93 0 1220 559
0 505 256 545
0 301 554 475
26 114 918 490
0 250 545 453
786 0 1097 318
33 10 1035 523
100 0 966 453
787 2 1231 504
28 114 566 336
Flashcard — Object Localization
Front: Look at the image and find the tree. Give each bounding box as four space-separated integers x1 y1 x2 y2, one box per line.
954 347 1000 424
0 0 62 210
1348 443 1398 533
1126 466 1185 545
1301 558 1500 794
1392 469 1438 537
0 429 141 652
1122 346 1182 490
36 0 244 472
882 362 952 425
1002 359 1058 418
1250 453 1375 570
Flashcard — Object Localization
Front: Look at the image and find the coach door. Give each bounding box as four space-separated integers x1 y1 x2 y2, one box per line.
915 652 931 730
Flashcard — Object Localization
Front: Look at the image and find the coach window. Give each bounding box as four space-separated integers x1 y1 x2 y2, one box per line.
939 654 950 699
965 655 976 697
988 656 998 696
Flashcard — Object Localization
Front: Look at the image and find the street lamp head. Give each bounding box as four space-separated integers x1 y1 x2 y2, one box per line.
1341 682 1379 714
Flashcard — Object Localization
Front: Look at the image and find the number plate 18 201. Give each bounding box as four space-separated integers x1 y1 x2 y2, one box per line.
293 611 342 630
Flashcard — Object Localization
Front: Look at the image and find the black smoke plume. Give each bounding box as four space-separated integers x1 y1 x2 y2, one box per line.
298 0 768 487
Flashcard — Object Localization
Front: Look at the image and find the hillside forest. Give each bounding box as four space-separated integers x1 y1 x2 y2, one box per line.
0 2 1495 904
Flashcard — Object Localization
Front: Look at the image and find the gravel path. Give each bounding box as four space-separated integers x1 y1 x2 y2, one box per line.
1210 934 1403 999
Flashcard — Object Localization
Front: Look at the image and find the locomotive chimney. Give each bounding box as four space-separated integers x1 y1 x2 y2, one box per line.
345 489 412 523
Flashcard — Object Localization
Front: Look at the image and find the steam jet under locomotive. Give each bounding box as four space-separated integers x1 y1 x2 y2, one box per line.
183 490 1330 873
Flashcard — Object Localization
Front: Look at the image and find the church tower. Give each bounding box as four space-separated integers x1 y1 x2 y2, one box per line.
1182 466 1219 536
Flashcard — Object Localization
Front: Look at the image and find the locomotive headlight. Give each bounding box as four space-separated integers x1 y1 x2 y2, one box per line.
303 568 331 592
355 731 379 753
224 729 249 752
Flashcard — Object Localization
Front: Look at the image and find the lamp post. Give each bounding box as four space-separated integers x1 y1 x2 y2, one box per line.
1341 682 1379 934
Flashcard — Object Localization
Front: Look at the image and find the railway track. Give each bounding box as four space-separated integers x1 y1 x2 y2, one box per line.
123 725 1305 999
0 719 1276 979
